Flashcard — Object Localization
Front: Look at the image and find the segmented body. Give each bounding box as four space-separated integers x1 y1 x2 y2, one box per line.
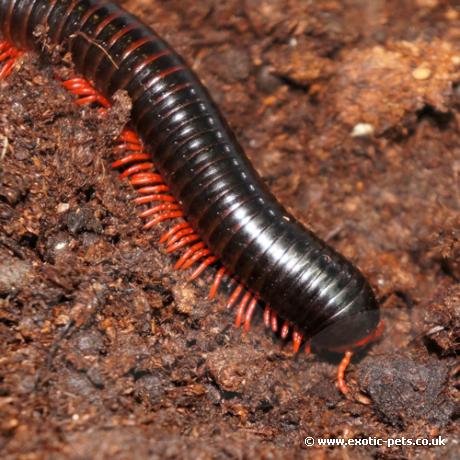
0 0 381 390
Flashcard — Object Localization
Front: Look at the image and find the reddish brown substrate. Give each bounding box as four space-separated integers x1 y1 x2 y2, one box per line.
0 1 459 458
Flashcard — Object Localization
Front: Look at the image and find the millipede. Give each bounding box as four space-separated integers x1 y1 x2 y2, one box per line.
0 0 384 395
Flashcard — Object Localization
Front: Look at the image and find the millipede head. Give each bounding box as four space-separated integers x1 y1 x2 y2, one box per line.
310 286 382 353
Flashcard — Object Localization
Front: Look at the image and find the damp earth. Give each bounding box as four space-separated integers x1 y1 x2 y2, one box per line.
0 1 459 459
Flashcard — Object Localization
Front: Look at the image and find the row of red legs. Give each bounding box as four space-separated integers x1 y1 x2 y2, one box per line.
0 40 352 395
60 75 309 350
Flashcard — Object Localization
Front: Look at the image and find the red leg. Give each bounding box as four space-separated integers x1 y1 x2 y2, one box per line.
139 203 181 219
119 162 154 179
159 222 191 244
61 77 110 108
270 310 278 333
129 172 165 187
235 292 251 327
112 153 151 168
189 256 217 281
166 234 200 253
242 297 258 332
226 283 244 309
118 129 142 144
134 194 176 205
292 330 302 353
281 321 290 340
143 211 184 229
174 242 206 269
209 267 226 300
337 351 353 395
113 142 144 153
181 248 211 270
165 227 196 246
0 41 23 79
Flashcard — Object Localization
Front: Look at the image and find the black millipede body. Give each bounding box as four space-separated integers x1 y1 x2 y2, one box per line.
0 0 380 354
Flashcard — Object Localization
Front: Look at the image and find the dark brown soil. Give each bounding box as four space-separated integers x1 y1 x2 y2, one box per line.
1 1 459 459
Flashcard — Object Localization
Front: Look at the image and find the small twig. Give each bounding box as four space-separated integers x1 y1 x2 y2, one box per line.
33 319 76 391
425 325 446 336
0 134 8 162
70 32 119 70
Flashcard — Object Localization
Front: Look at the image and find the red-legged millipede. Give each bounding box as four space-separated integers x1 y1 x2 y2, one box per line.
0 0 384 395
